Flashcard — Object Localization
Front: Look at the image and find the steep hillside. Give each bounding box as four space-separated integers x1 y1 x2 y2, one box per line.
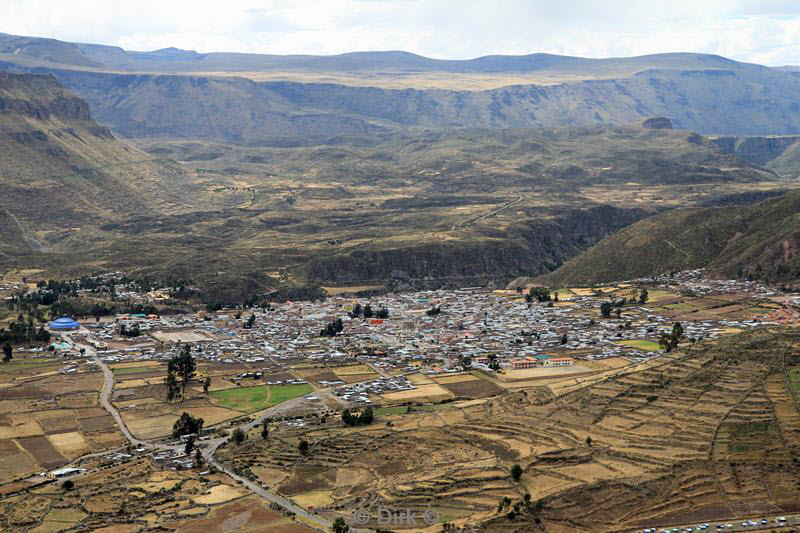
22 66 800 142
33 69 385 143
0 72 194 248
525 189 800 286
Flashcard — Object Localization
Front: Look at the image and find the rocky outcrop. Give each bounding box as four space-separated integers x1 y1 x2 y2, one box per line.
641 116 673 129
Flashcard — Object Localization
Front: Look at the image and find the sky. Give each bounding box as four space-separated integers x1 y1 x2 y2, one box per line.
3 0 800 65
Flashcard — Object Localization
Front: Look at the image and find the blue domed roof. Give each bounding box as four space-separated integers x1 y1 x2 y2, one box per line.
49 317 80 330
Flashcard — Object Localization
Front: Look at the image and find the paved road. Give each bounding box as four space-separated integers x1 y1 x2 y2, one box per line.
450 195 523 231
632 513 800 533
68 331 337 532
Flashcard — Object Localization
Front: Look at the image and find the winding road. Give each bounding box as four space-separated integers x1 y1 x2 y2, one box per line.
69 331 336 532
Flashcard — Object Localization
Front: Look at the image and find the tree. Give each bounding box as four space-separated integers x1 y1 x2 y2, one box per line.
194 447 203 467
426 306 441 317
245 314 256 329
586 435 592 447
172 412 204 438
614 308 622 319
638 288 649 304
62 479 74 490
498 496 511 512
363 304 374 318
376 307 389 319
341 408 354 426
231 427 246 445
332 517 350 533
184 436 195 454
203 376 211 395
659 322 685 352
2 342 12 362
298 439 310 455
560 333 568 345
659 332 675 352
460 355 472 370
166 373 180 402
358 406 374 425
260 420 270 440
510 464 523 481
168 345 196 399
600 302 612 318
352 303 362 317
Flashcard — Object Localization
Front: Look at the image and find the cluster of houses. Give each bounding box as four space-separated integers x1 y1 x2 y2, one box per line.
51 268 796 409
333 376 416 404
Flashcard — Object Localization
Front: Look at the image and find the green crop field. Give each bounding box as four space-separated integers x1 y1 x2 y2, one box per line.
375 406 409 417
111 366 161 376
789 367 800 393
210 383 312 412
616 339 662 351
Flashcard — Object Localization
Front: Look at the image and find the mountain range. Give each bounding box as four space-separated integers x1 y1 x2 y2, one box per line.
3 32 800 145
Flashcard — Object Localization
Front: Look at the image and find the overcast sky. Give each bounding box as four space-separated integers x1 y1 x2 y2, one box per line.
4 0 800 65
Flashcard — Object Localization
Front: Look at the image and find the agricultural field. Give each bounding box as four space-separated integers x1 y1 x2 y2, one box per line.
217 328 800 532
331 364 379 383
789 367 800 394
111 365 162 376
0 356 124 483
0 453 315 533
209 384 312 413
432 372 506 399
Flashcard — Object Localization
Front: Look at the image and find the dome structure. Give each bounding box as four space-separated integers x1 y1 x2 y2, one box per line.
49 317 80 330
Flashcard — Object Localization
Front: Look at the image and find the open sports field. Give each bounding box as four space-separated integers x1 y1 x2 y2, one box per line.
210 383 312 412
616 339 661 351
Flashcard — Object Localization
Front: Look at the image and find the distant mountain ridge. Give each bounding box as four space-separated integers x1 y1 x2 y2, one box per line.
2 32 800 141
0 32 750 74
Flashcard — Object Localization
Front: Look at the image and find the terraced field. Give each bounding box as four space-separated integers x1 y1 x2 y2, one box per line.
217 328 800 532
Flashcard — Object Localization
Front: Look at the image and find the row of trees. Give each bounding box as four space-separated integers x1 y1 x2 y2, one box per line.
524 286 553 303
341 406 374 426
349 303 389 319
0 317 51 345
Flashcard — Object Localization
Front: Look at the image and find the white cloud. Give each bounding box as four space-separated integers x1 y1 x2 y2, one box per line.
2 0 800 65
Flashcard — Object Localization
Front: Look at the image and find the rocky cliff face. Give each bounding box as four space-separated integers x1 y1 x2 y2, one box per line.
0 73 91 120
4 59 800 143
710 135 800 167
305 205 649 288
